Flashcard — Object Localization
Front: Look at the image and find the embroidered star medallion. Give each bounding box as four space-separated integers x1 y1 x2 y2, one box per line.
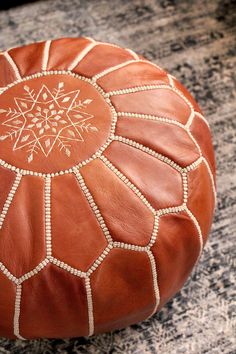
0 82 98 163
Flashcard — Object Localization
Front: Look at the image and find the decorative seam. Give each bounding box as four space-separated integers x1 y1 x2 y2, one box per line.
85 277 94 336
125 48 139 60
202 157 217 205
194 111 210 128
2 52 21 80
13 284 25 340
184 206 203 257
0 173 22 229
146 250 160 315
113 135 183 173
42 40 51 71
99 154 155 214
106 84 194 111
73 167 113 243
47 256 86 277
68 42 97 70
45 176 52 257
117 111 186 129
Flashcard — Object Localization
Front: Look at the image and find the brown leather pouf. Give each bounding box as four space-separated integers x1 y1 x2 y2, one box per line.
0 37 216 339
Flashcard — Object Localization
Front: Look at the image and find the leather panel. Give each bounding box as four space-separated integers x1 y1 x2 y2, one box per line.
97 61 169 91
0 175 45 277
152 212 200 309
9 42 46 77
111 88 191 124
91 248 155 334
20 263 89 338
51 174 108 271
73 44 134 77
0 272 16 339
187 163 215 244
80 159 154 246
104 141 183 210
0 54 18 86
116 115 200 167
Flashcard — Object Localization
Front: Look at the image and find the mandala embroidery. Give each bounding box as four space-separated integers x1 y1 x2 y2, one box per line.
0 82 98 163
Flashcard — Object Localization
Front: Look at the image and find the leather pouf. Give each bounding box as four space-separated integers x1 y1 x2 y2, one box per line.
0 37 216 340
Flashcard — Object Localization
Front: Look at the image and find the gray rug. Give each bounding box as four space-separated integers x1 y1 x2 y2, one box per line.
0 0 235 353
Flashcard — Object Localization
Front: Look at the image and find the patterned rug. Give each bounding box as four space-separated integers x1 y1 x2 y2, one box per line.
0 0 235 353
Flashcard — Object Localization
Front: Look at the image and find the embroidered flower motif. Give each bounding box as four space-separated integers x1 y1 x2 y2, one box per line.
0 82 98 163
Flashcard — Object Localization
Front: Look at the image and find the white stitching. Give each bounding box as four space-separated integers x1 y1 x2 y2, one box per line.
184 206 203 257
0 262 18 284
202 157 217 205
45 176 52 257
0 173 22 229
2 52 21 80
86 245 113 276
73 168 113 243
107 83 194 113
92 60 138 81
92 59 165 82
113 135 183 173
85 277 94 336
42 40 51 71
117 111 186 129
48 256 86 277
146 250 160 315
125 48 139 60
13 284 25 340
194 111 210 128
68 42 97 71
99 154 155 214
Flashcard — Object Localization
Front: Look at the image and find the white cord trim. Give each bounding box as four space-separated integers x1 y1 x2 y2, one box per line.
47 256 86 278
184 206 203 258
185 109 195 129
113 135 183 173
117 111 186 129
45 176 52 257
68 42 97 71
125 48 139 60
146 250 160 315
85 277 94 336
92 58 165 82
2 52 21 80
99 155 155 214
0 173 22 229
167 74 175 87
202 157 217 206
73 168 113 243
42 40 51 71
0 262 18 284
92 59 138 81
182 156 203 172
13 284 25 340
194 111 210 128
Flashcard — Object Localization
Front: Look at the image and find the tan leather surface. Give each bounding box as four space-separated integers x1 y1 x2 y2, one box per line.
90 248 156 334
51 174 107 271
104 141 183 210
97 61 169 91
81 159 154 246
115 115 200 167
0 175 45 278
0 37 216 339
20 263 89 339
152 211 200 309
0 54 17 86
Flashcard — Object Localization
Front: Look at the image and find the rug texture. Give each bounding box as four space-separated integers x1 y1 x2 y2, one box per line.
0 0 235 353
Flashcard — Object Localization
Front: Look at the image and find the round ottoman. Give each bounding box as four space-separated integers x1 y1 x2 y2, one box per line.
0 37 216 339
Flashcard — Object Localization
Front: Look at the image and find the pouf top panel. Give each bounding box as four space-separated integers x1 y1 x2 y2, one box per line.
0 37 216 340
